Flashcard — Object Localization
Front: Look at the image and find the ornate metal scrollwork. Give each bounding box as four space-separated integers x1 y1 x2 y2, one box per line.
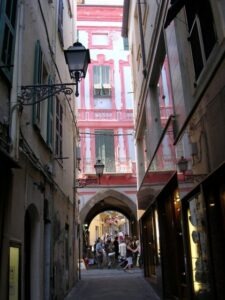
19 83 75 105
75 178 98 188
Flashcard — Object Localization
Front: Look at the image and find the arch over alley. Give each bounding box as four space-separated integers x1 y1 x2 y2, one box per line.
79 189 138 234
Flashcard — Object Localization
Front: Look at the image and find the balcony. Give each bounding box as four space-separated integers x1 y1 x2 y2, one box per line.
79 157 135 175
78 109 134 122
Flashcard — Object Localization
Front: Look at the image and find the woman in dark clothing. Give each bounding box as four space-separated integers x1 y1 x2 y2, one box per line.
123 239 138 271
113 236 119 260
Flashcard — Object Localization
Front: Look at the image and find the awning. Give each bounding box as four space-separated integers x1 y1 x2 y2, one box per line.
164 0 186 28
137 187 156 210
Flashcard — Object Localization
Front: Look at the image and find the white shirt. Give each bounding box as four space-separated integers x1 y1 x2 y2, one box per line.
119 242 126 257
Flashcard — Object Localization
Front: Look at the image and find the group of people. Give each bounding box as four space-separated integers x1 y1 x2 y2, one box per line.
94 234 142 270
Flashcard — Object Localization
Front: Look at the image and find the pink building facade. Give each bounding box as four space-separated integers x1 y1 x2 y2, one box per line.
77 5 136 183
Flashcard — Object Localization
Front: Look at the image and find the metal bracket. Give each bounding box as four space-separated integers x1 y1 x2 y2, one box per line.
19 83 76 105
184 174 207 183
75 178 98 188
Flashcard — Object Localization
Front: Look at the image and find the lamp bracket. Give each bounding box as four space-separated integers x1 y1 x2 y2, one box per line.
75 178 98 188
19 83 75 105
184 174 207 182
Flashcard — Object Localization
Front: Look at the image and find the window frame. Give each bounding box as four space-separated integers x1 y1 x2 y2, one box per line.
0 0 18 82
33 40 53 148
95 129 115 173
93 65 111 97
185 0 217 80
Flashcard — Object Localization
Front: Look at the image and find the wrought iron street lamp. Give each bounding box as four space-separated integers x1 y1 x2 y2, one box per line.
177 156 188 175
19 41 90 104
64 41 90 97
94 159 105 184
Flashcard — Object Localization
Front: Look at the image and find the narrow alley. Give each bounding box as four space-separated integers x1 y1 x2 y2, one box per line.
1 0 225 299
65 268 160 300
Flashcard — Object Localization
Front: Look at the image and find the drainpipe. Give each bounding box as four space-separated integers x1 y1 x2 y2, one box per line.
137 0 147 78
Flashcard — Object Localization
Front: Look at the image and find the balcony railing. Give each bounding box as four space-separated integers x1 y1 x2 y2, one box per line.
78 109 134 122
80 157 135 174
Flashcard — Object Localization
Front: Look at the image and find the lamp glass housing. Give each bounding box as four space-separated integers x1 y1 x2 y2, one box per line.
94 159 105 176
64 42 90 79
177 156 188 173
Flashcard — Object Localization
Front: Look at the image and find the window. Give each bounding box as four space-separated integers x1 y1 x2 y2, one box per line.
58 0 64 47
187 193 211 296
33 40 43 126
55 97 63 158
95 129 115 172
185 0 217 79
93 66 111 97
123 37 129 51
0 0 18 82
92 33 109 46
8 243 21 300
33 40 53 147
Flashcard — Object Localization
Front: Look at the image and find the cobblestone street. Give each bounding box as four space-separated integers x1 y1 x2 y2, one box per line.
65 268 160 300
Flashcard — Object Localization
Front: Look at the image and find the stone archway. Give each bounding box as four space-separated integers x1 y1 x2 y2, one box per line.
80 189 137 227
79 189 138 257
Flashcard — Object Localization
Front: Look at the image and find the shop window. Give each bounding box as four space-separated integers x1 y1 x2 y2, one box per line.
185 0 217 79
95 129 115 173
187 193 211 297
0 0 18 82
8 243 21 300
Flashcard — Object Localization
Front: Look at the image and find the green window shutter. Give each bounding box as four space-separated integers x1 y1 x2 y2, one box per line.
58 0 64 47
0 0 18 82
32 40 42 126
55 98 63 158
47 76 53 149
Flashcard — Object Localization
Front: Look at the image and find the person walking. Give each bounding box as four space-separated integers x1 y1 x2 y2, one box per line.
131 236 138 266
95 238 104 269
119 238 126 257
104 238 115 268
123 238 138 271
113 236 119 261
